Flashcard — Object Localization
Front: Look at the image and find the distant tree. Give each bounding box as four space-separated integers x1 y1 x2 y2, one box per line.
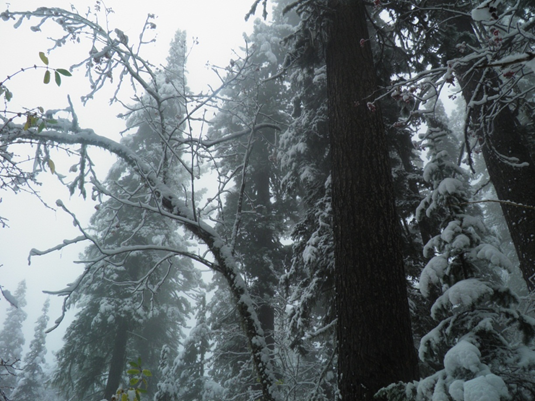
52 30 202 401
154 295 217 401
0 280 27 396
11 299 50 401
205 11 297 397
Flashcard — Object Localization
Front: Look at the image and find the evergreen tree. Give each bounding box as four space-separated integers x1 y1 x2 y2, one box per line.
205 11 297 398
326 1 420 398
380 110 535 400
11 299 50 401
0 280 27 396
154 295 217 401
384 0 535 291
52 30 202 401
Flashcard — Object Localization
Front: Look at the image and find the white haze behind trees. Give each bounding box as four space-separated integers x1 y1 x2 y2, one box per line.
0 0 256 364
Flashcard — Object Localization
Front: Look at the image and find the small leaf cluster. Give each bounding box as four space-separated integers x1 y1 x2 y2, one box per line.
112 358 152 401
22 106 57 134
38 51 71 86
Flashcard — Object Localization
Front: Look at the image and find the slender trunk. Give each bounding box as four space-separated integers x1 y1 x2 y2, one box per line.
326 1 419 399
250 134 276 349
104 318 129 400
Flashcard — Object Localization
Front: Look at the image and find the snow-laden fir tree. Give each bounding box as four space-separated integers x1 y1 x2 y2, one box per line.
204 10 297 399
0 280 27 396
10 298 50 401
154 295 220 401
52 30 202 401
379 111 535 400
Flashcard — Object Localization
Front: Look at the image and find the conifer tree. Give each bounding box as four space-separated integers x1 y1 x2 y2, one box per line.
52 30 202 401
379 111 535 400
205 11 297 397
11 299 50 401
154 295 217 401
0 280 27 396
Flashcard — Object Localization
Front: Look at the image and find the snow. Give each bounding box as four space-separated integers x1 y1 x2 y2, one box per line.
475 244 513 270
452 233 471 249
0 288 19 308
438 178 463 195
449 380 465 401
463 374 509 401
471 0 499 22
525 57 535 74
420 256 448 297
431 279 493 318
423 161 439 182
444 340 482 375
441 221 462 243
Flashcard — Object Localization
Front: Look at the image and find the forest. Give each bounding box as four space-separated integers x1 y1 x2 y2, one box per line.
1 0 535 400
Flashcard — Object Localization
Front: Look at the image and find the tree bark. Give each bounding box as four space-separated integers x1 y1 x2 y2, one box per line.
450 14 535 291
326 1 419 399
104 318 129 400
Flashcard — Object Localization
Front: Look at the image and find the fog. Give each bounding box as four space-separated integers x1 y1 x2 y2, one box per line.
0 0 257 365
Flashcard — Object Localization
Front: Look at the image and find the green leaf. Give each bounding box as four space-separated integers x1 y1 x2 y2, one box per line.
23 115 32 131
38 121 45 133
137 388 147 394
47 119 57 124
43 70 51 84
56 68 72 77
5 89 13 101
129 361 139 368
47 159 56 174
38 106 44 113
55 71 61 86
129 378 139 386
121 394 128 401
127 369 140 375
39 51 49 65
142 369 152 377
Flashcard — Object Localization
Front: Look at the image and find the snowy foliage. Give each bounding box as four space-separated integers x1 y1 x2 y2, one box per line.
11 299 50 401
379 113 535 400
0 281 27 396
52 30 202 401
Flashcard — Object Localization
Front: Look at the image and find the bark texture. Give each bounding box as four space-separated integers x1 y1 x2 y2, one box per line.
451 14 535 291
326 1 419 399
104 319 129 400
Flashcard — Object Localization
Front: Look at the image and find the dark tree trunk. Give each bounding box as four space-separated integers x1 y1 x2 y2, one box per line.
250 135 276 348
104 318 129 400
326 1 419 399
450 14 535 291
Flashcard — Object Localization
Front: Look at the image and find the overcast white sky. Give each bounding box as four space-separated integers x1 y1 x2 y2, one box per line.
0 0 261 365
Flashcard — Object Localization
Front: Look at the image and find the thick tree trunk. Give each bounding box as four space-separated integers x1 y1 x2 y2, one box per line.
450 14 535 291
326 1 419 399
104 318 129 400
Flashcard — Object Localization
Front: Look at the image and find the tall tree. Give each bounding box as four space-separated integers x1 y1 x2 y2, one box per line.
384 0 535 291
0 280 27 396
11 299 50 401
276 1 418 399
325 1 420 398
52 30 202 401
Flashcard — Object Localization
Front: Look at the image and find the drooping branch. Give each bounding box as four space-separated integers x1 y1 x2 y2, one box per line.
3 122 279 400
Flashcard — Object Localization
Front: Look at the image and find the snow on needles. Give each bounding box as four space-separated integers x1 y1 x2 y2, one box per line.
431 279 493 319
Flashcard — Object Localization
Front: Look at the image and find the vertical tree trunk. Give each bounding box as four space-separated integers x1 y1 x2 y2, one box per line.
250 134 277 349
449 14 535 291
326 1 419 399
104 319 129 400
